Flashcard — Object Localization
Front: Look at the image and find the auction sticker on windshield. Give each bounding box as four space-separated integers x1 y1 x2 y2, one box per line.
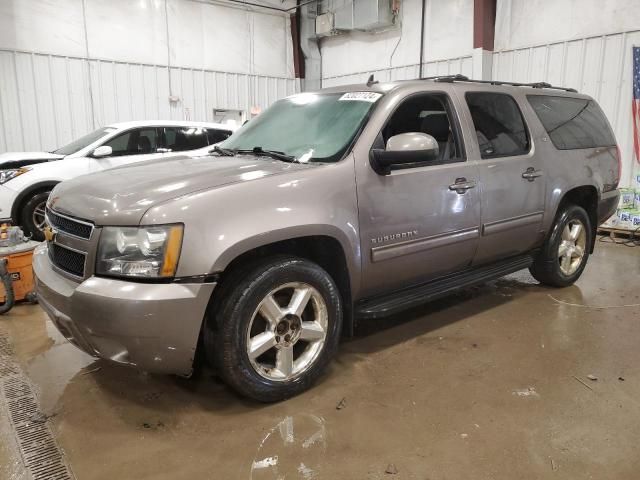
339 92 382 102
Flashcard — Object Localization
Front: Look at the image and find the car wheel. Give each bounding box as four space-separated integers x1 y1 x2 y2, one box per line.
530 204 591 287
20 191 50 241
206 256 342 402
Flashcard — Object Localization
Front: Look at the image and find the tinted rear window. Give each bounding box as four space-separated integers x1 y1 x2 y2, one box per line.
163 127 208 151
206 128 232 144
466 92 530 158
527 95 615 149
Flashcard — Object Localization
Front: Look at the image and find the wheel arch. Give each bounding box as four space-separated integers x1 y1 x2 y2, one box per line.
553 185 599 253
212 234 356 337
10 180 59 224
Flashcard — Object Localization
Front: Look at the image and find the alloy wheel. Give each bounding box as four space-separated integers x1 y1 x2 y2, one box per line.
32 201 47 231
558 219 587 276
246 282 328 381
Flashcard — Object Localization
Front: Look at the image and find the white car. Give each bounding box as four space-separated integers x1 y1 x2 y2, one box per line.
0 120 236 240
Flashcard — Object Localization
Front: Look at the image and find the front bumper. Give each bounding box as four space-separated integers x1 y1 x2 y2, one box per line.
33 244 216 375
0 185 18 222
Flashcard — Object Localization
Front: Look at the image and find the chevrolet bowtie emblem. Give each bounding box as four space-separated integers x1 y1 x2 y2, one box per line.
43 226 56 242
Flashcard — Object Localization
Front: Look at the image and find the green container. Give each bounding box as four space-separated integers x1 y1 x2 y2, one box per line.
618 188 634 208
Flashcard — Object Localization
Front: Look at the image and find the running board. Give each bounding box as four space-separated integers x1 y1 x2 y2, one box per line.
355 254 535 319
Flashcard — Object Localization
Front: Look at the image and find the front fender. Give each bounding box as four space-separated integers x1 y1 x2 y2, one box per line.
141 157 362 297
213 223 358 289
10 180 61 222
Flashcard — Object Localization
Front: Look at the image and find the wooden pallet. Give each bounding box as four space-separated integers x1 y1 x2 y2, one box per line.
597 226 639 240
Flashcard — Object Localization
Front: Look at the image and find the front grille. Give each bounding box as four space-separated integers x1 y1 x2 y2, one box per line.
49 243 86 277
46 209 93 239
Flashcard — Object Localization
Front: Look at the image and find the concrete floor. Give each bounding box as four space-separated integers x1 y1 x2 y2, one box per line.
1 242 639 480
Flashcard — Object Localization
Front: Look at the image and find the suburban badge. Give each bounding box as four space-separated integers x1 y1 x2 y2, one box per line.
371 230 419 245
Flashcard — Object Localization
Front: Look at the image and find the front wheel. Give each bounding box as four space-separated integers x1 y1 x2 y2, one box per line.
530 204 591 287
20 190 51 241
206 256 343 402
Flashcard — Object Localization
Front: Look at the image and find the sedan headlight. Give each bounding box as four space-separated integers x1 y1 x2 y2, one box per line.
96 224 183 278
0 167 30 184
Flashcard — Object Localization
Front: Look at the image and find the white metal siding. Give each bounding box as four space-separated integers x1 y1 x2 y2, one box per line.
321 56 474 88
0 49 299 153
320 0 475 83
0 0 298 154
493 30 640 188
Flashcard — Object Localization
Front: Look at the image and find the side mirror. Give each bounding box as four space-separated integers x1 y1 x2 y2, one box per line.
92 145 113 158
370 132 439 175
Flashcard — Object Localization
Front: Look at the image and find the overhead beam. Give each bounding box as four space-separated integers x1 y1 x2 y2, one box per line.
418 0 426 78
472 0 496 80
290 9 305 78
473 0 496 50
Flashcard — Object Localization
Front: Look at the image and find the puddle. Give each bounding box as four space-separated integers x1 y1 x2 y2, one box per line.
512 387 540 398
0 325 74 480
26 320 95 414
251 415 327 479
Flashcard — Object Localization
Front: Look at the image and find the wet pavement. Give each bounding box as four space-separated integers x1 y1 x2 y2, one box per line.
1 242 639 479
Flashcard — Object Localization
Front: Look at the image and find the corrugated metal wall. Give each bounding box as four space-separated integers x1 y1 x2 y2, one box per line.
321 55 474 88
0 48 300 153
493 29 640 187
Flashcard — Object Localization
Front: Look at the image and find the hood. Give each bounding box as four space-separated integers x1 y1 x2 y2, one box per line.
49 154 318 225
0 151 64 168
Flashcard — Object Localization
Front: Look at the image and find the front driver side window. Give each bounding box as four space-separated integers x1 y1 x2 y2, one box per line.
103 128 158 157
379 93 463 164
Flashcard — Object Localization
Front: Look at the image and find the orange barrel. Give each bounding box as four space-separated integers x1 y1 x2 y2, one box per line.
0 241 40 303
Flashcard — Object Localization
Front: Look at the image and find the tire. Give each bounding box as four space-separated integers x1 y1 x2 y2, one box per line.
530 204 592 287
20 190 51 241
205 256 343 402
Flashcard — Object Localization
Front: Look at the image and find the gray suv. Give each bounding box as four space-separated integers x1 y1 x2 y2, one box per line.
34 76 620 401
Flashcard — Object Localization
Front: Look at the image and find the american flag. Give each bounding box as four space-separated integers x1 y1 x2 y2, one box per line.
633 46 640 164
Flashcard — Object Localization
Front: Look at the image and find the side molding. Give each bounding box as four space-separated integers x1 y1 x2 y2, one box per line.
371 227 480 262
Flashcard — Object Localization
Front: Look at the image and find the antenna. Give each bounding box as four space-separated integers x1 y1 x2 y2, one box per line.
366 74 377 87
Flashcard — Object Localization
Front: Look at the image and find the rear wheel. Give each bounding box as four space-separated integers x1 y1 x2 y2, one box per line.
20 190 50 241
530 204 591 287
206 256 342 402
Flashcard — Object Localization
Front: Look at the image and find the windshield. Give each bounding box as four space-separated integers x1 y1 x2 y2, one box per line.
219 92 381 162
53 127 116 155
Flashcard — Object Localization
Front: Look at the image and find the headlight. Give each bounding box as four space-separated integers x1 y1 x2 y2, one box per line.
0 167 30 185
96 224 183 279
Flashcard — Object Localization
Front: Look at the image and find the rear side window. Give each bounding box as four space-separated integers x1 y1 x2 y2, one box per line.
206 128 233 144
466 92 530 158
527 95 616 149
162 127 208 152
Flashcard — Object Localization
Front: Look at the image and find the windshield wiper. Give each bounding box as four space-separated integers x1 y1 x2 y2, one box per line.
209 145 235 156
236 147 298 163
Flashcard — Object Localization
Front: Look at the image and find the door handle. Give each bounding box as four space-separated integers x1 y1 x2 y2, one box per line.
522 167 543 181
156 147 172 153
449 177 477 194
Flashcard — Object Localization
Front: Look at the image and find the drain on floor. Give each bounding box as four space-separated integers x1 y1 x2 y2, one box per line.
0 330 74 480
0 336 18 377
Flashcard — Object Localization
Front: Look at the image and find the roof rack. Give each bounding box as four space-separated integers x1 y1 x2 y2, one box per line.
418 74 577 93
